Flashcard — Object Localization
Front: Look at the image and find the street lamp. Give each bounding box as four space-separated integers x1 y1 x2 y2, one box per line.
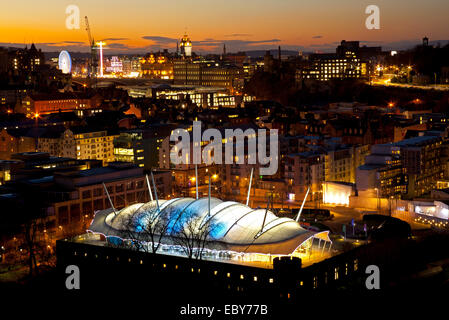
33 112 40 151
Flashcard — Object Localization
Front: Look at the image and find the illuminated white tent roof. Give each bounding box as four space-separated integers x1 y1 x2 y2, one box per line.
88 197 330 255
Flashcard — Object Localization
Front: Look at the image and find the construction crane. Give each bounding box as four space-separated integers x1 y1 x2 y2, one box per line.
84 16 98 80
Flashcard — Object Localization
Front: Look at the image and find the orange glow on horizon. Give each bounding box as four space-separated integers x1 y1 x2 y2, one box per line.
1 1 448 53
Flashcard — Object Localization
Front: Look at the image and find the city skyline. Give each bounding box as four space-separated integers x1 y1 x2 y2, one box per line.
2 0 449 302
1 0 449 53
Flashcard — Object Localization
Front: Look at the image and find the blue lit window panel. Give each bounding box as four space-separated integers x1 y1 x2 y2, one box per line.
161 198 196 234
198 201 239 230
208 221 228 239
209 204 254 240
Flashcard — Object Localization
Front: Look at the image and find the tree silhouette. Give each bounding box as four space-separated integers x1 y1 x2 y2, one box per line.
122 202 173 254
1 183 49 276
171 213 215 260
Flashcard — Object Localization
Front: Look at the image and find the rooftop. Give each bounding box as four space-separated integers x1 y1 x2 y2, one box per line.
357 163 386 170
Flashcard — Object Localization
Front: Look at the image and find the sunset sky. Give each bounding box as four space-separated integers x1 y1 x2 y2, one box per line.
1 0 449 53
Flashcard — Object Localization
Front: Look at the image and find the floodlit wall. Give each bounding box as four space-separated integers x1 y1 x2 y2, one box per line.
323 182 353 206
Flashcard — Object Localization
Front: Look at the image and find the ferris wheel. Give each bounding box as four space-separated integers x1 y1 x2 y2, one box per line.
58 50 72 74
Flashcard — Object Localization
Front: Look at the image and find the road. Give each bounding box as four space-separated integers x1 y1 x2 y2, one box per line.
371 81 449 91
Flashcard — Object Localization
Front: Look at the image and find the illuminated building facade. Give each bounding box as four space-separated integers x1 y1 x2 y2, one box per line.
105 56 123 74
173 60 242 91
179 34 192 57
285 151 325 201
0 128 36 159
296 40 376 82
356 144 408 198
114 131 145 167
121 56 142 76
325 147 354 183
140 51 173 79
19 92 101 117
357 136 447 199
296 53 365 81
114 125 175 170
323 181 354 206
38 128 117 165
243 60 264 80
397 136 445 198
152 84 235 108
324 144 369 184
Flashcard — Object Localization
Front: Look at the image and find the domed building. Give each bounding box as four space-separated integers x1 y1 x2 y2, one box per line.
88 196 331 263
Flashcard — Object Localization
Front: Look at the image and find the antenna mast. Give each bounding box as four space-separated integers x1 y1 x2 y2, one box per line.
246 167 254 206
103 183 117 216
296 187 310 222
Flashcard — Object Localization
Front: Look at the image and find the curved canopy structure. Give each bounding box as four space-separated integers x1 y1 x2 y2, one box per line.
88 197 330 255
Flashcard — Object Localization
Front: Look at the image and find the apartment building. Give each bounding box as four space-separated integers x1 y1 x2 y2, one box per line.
39 127 118 165
285 151 325 201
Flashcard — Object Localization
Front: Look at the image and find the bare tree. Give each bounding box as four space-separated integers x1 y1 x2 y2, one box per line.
171 214 215 260
23 220 39 276
122 202 174 254
1 183 48 276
